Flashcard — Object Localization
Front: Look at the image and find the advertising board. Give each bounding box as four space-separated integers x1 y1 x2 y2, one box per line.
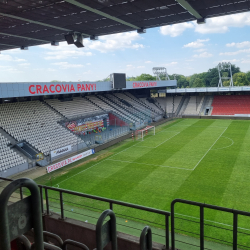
51 145 72 158
47 149 95 173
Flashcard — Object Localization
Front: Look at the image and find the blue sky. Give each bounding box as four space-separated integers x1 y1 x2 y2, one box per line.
0 12 250 82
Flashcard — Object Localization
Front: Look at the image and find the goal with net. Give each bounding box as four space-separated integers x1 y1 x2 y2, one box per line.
135 126 155 141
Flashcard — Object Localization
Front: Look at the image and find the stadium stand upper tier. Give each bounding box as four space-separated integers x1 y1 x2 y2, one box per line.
45 97 102 119
0 101 79 156
211 95 250 116
183 96 204 115
156 96 183 114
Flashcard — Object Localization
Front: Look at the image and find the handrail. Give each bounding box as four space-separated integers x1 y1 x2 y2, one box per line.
0 177 170 249
140 226 152 250
171 198 250 250
0 178 44 250
42 185 170 216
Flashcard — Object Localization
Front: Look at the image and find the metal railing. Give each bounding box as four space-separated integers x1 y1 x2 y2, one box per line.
171 199 250 250
0 177 170 249
3 177 250 249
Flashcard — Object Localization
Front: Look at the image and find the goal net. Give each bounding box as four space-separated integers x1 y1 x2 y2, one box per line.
135 126 155 141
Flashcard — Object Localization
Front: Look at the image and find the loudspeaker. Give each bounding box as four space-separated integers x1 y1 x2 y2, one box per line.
111 73 126 89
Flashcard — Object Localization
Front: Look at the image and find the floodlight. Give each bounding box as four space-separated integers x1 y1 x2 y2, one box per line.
197 18 206 24
137 28 146 34
74 34 84 48
64 34 75 44
90 35 98 41
51 41 59 46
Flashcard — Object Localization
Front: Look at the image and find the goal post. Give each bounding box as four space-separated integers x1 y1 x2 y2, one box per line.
135 126 155 141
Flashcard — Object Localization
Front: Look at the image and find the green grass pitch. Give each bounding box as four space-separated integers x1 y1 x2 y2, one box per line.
35 118 250 248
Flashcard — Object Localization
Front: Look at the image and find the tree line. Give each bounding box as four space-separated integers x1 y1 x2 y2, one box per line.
127 65 250 88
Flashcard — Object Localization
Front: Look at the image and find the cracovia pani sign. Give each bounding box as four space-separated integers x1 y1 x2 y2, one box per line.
133 82 157 88
28 82 159 94
0 80 177 98
29 83 97 94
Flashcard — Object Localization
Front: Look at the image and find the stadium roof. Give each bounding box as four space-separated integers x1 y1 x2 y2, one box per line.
0 0 250 51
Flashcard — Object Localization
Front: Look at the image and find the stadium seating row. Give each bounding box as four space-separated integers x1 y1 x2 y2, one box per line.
156 96 183 114
45 97 102 119
106 94 149 120
183 96 204 115
45 93 160 123
0 101 79 156
212 95 250 115
0 134 26 171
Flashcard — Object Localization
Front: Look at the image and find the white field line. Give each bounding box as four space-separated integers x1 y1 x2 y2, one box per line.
174 125 228 128
107 159 192 171
54 160 107 188
137 132 180 149
192 126 228 170
54 125 174 187
175 213 250 232
211 136 234 150
54 122 224 187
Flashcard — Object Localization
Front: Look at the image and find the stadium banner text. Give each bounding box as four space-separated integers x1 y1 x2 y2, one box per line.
0 80 176 98
47 149 95 173
51 145 72 158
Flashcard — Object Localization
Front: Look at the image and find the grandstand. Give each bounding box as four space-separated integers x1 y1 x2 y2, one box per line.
2 90 250 178
0 101 79 156
1 0 250 249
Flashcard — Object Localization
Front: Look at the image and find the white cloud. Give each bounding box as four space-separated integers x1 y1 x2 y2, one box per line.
166 62 178 66
214 59 239 64
160 12 250 37
137 66 145 69
226 41 250 48
183 39 209 48
15 58 26 62
195 13 250 34
39 43 92 60
47 68 57 72
0 54 26 62
145 61 152 64
195 48 207 53
51 62 84 69
84 31 144 53
19 63 30 66
193 52 213 58
220 49 250 56
241 60 250 64
160 22 194 37
82 70 92 75
0 66 22 73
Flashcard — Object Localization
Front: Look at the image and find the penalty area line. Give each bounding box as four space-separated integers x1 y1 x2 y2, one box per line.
136 132 180 149
192 126 228 170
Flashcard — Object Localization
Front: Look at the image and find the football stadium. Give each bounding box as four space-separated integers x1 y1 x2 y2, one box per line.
1 1 250 250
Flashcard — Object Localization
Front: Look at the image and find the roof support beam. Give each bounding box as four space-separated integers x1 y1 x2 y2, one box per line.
64 0 140 29
0 43 16 47
0 13 90 36
0 32 49 43
176 0 205 23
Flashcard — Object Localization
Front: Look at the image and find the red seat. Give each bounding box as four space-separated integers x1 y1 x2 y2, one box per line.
211 95 250 115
